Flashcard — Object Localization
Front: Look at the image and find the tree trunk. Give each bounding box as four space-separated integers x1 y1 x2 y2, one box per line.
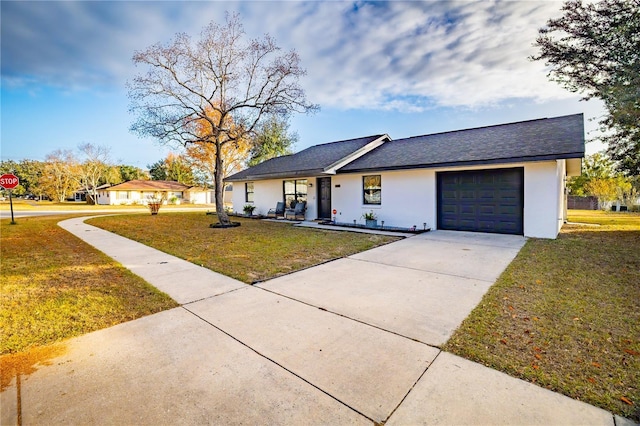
214 141 231 225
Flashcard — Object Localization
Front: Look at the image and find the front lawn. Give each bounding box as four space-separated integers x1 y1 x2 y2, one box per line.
1 215 178 389
87 213 400 284
444 210 640 421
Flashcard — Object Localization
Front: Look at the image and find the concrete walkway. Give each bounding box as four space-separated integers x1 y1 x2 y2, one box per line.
0 217 625 425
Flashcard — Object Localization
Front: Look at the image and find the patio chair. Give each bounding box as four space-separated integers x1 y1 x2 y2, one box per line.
267 201 286 219
286 201 306 221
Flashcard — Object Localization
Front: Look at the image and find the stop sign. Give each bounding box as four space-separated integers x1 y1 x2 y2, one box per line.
0 174 19 190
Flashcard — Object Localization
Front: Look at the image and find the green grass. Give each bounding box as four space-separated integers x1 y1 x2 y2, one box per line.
444 210 640 421
0 215 178 356
87 213 400 284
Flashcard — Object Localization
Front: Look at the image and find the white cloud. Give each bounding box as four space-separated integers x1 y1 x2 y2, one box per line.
2 1 575 110
274 1 574 110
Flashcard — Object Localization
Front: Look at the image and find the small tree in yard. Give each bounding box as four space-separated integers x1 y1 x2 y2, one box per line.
128 13 317 226
146 192 165 215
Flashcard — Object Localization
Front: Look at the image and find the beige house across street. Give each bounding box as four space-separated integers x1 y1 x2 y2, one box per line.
96 180 215 205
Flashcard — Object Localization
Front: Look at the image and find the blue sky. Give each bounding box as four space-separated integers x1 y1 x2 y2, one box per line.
1 1 605 169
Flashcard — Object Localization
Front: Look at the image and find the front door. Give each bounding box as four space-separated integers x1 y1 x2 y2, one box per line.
317 177 332 220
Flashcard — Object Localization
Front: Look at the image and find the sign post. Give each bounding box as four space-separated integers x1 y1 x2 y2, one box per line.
0 174 20 224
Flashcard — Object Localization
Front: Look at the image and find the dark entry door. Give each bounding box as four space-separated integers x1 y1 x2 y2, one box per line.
317 177 332 220
437 168 524 235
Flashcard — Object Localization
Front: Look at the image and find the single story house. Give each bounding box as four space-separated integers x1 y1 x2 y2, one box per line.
226 114 584 239
96 180 216 205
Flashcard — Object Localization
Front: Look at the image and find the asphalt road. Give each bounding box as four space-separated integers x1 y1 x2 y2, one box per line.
0 206 213 219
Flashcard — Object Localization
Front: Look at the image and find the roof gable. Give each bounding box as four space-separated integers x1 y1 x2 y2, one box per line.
341 114 585 172
226 134 388 181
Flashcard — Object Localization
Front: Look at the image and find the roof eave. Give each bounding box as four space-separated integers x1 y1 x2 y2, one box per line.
225 169 330 182
340 152 586 174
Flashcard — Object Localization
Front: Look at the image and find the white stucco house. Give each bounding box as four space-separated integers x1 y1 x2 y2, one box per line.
96 180 215 205
226 114 585 239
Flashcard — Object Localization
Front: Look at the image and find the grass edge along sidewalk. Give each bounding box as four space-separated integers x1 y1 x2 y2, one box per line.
0 215 178 390
444 210 640 421
86 213 400 284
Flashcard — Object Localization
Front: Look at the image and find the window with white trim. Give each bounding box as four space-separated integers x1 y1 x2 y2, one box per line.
245 182 254 202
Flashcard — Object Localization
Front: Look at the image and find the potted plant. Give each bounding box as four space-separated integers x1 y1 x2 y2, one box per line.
362 210 378 228
146 193 165 215
243 204 256 216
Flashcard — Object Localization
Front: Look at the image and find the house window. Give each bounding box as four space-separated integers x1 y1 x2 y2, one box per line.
117 191 130 200
283 179 307 208
245 182 254 203
363 175 381 205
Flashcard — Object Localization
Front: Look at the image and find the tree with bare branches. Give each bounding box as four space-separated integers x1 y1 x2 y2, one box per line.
128 13 317 225
76 143 111 204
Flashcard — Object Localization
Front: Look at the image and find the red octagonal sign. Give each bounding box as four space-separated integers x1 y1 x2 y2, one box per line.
0 174 19 190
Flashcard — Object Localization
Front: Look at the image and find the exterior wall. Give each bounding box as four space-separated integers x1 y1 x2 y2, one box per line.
558 159 568 231
107 190 143 205
335 161 564 238
186 190 214 204
331 169 436 230
231 178 316 220
523 161 564 239
96 190 111 205
233 160 567 238
104 190 181 205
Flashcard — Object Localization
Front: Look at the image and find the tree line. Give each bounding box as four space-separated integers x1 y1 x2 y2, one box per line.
0 144 146 202
0 114 296 203
569 153 639 209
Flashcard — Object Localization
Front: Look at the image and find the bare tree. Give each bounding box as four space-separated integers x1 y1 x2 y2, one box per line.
77 143 111 204
128 13 317 225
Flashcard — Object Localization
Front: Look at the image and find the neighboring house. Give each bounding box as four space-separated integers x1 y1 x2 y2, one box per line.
226 114 585 239
97 180 214 205
69 189 87 202
70 184 111 203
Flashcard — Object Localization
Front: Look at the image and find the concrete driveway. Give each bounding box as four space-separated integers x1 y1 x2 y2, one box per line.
1 219 618 425
259 230 526 346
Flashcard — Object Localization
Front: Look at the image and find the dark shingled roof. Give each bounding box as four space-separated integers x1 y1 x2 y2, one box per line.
226 134 386 181
340 114 585 173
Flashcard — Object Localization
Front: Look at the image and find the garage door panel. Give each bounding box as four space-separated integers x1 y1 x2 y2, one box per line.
479 205 497 215
459 205 477 215
460 191 476 199
479 191 496 200
437 168 523 235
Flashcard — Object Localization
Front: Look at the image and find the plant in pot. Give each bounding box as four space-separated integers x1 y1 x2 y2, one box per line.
243 204 256 216
362 210 378 228
146 192 166 215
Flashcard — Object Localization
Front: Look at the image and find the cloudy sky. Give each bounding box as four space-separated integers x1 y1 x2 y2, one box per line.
1 1 605 169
